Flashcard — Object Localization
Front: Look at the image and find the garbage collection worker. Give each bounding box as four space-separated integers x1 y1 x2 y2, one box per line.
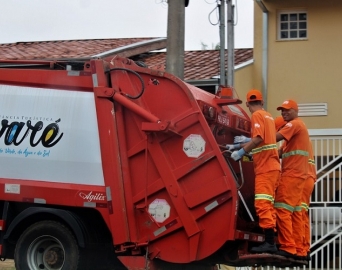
301 142 316 260
227 89 280 254
274 114 315 261
274 100 310 259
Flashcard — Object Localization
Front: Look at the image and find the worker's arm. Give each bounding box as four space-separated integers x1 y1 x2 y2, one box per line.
230 136 263 161
276 132 285 142
241 136 263 153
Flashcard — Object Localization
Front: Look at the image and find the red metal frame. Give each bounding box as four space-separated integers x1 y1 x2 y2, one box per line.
0 57 264 267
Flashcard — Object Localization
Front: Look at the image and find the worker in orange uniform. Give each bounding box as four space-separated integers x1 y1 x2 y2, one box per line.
301 142 316 260
227 89 280 253
274 100 310 259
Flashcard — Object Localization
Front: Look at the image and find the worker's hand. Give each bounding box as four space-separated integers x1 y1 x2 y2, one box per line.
234 135 251 144
226 144 240 151
231 148 246 161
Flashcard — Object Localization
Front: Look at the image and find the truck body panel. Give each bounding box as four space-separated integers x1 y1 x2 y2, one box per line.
0 57 301 269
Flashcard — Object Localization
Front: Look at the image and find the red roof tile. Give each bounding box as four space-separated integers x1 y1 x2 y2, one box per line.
0 38 253 80
0 38 158 60
133 49 253 80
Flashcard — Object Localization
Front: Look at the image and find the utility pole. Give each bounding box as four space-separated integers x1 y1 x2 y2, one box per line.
166 0 185 79
227 0 234 87
218 0 226 87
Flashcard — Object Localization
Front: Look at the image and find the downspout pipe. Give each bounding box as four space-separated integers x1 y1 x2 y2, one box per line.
255 0 269 109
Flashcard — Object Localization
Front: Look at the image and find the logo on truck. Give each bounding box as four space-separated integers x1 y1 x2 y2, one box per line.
78 191 106 202
0 118 63 147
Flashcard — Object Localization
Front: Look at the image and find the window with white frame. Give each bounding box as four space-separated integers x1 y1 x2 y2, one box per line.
278 11 307 40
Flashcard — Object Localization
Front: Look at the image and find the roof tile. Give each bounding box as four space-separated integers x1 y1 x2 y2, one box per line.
0 39 252 80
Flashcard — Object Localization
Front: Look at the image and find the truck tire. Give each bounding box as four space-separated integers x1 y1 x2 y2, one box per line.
14 220 80 270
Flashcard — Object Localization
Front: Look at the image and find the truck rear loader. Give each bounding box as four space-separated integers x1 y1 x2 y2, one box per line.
0 56 299 269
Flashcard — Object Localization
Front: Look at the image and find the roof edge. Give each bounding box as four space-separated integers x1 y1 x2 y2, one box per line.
93 37 167 59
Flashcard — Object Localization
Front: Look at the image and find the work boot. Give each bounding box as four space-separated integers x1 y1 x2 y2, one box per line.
306 252 311 261
250 242 278 254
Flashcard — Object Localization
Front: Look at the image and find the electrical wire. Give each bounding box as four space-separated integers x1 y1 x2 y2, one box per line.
105 68 145 100
208 2 220 26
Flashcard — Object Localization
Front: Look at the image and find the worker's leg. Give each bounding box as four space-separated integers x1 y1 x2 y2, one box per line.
292 206 304 256
254 170 279 230
274 176 305 255
251 170 279 253
300 177 315 256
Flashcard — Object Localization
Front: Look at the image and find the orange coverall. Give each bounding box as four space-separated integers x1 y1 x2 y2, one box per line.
274 118 310 255
250 110 280 229
301 144 316 256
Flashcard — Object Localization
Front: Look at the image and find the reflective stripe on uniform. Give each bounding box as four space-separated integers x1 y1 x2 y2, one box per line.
282 150 308 159
255 193 274 203
251 144 278 155
294 205 302 212
274 202 294 212
309 158 315 165
301 202 309 211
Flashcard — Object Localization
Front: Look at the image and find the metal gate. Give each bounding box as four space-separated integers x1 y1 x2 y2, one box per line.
309 129 342 270
234 129 342 270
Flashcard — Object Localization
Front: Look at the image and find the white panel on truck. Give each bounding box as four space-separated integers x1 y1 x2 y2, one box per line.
0 85 104 186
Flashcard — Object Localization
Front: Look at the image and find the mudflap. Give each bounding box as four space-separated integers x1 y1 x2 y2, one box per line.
228 253 308 268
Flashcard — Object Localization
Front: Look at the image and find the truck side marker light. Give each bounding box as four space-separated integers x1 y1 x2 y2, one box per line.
106 186 113 214
84 202 96 208
90 61 98 87
83 201 108 208
96 203 108 208
22 198 46 204
106 186 112 201
153 219 178 237
205 194 230 213
33 198 46 204
205 201 219 212
67 70 80 76
4 184 20 194
92 74 98 87
235 231 264 242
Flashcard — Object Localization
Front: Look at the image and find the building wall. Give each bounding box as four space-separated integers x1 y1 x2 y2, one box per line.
234 63 255 113
253 0 342 129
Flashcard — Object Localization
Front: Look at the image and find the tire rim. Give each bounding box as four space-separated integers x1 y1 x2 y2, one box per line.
27 235 65 270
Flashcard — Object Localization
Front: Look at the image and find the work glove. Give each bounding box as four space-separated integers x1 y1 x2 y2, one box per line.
226 144 241 151
231 148 246 161
234 135 251 144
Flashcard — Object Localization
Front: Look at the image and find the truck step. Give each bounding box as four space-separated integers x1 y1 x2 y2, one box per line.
229 253 308 267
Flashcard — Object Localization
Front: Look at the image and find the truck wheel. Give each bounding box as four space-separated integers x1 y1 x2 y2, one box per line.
14 220 80 270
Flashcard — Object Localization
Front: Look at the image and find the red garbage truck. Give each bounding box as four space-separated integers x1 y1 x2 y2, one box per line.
0 56 301 269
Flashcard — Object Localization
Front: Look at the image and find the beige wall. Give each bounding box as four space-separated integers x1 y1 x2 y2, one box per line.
252 0 342 129
234 63 255 113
